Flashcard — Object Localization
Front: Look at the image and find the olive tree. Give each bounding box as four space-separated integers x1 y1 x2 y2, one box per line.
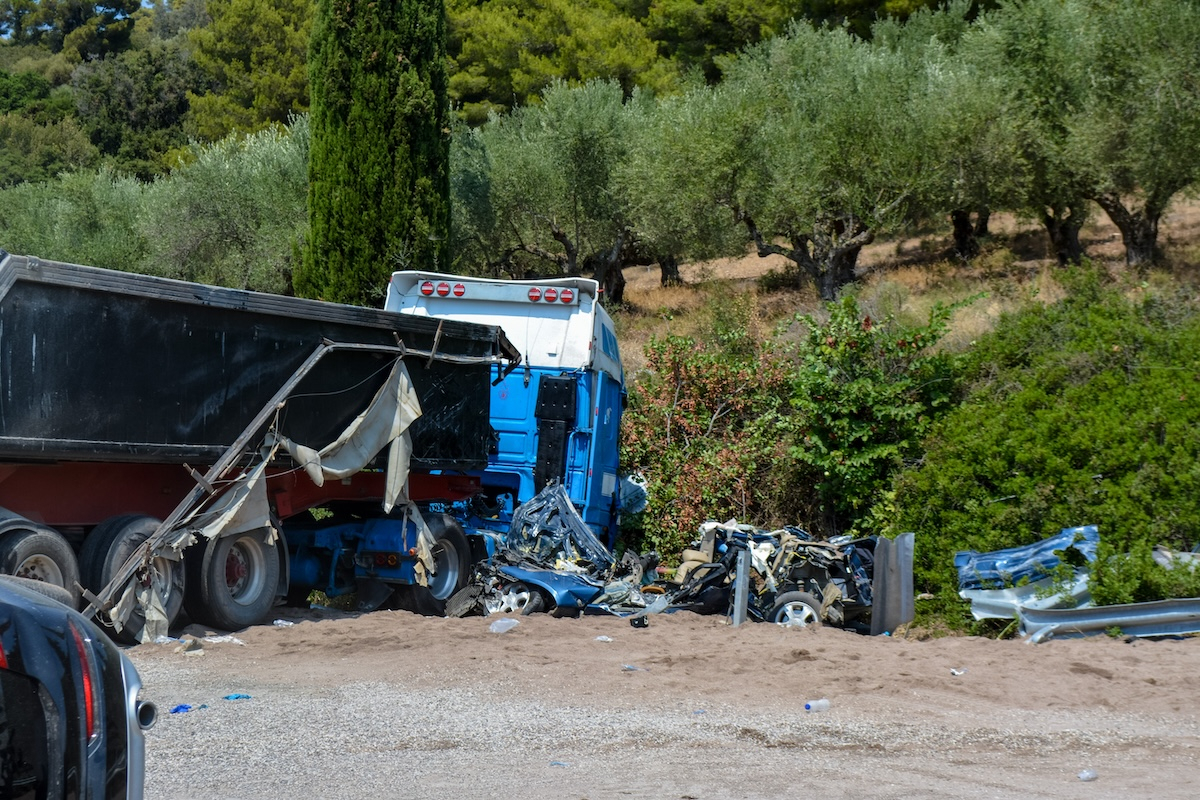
716 22 937 300
474 79 633 298
614 86 748 286
1070 0 1200 267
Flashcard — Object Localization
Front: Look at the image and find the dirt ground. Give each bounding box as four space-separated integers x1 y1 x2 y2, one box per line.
128 607 1199 800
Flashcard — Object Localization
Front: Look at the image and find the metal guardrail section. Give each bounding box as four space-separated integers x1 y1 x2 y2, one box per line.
1019 597 1200 642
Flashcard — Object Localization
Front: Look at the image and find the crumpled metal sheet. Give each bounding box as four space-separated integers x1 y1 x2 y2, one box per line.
506 483 615 571
955 525 1099 590
960 572 1092 621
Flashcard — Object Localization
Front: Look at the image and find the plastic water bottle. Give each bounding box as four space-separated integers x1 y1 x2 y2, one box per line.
805 699 830 712
1077 769 1099 782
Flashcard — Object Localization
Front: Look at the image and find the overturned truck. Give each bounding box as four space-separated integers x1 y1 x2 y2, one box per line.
0 251 518 640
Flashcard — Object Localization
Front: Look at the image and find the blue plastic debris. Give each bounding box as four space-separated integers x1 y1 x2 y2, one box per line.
169 704 191 714
223 693 252 701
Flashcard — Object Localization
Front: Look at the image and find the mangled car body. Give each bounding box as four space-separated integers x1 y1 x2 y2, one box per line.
451 487 914 634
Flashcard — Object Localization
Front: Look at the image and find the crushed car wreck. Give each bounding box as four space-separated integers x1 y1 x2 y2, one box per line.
448 485 914 634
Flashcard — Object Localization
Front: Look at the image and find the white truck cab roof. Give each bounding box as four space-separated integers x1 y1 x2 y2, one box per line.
386 272 622 382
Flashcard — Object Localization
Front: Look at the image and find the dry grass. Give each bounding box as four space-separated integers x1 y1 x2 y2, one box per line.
613 201 1200 372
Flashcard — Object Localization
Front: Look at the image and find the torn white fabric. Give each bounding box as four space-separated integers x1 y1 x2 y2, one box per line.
268 359 423 513
181 459 273 544
405 503 435 585
137 570 170 643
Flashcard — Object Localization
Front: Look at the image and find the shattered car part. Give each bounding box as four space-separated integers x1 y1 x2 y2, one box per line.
955 525 1098 591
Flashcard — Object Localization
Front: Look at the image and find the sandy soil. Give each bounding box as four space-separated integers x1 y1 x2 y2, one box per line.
128 608 1199 800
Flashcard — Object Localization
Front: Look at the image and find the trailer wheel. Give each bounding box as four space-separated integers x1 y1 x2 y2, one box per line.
769 591 823 628
403 514 470 616
0 528 81 608
80 515 185 643
185 530 280 630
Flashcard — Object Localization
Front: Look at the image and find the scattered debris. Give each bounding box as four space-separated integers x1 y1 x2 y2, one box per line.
804 699 831 712
950 668 967 676
273 619 295 627
488 618 520 634
1078 769 1099 782
595 635 613 642
223 694 252 701
202 635 245 645
173 637 203 655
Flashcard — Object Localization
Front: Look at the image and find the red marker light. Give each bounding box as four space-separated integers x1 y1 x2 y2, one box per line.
453 283 466 297
543 287 558 302
436 282 451 297
420 281 435 296
560 288 574 303
527 287 542 302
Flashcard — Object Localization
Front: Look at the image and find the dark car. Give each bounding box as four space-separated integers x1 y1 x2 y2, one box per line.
0 575 155 799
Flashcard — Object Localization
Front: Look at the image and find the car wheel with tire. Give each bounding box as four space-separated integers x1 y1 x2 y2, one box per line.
769 591 823 628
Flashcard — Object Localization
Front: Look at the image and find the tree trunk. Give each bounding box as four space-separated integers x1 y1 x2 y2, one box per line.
1042 207 1085 266
1093 192 1160 269
588 230 627 305
973 209 991 238
951 209 979 259
659 253 683 287
815 246 863 302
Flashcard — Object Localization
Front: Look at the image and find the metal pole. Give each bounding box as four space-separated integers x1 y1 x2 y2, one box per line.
731 547 750 627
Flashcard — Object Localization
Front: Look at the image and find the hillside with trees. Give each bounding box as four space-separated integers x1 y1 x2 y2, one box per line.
2 0 1200 629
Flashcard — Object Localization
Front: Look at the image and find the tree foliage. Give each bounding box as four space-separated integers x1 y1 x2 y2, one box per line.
0 110 96 186
300 0 450 305
187 0 312 141
72 37 208 177
447 0 673 125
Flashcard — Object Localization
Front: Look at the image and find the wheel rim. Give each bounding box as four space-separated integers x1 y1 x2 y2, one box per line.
425 540 460 600
15 553 65 586
150 556 182 606
498 583 533 614
225 536 266 606
778 601 818 628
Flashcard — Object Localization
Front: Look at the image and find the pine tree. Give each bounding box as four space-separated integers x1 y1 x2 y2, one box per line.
300 0 450 305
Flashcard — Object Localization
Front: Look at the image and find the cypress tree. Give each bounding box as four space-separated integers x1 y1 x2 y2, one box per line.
299 0 450 305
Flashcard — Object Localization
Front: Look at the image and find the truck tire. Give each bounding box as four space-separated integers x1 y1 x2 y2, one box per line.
80 515 185 644
0 527 81 608
769 591 823 628
185 529 280 631
0 573 78 608
404 514 470 616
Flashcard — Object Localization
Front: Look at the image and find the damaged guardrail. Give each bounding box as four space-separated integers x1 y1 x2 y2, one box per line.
957 525 1200 641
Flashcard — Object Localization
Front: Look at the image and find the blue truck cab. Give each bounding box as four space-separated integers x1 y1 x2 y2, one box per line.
386 272 626 546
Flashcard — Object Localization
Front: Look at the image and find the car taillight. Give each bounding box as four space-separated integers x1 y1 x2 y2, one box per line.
527 287 542 302
0 639 7 668
560 288 574 303
68 621 98 743
419 281 435 296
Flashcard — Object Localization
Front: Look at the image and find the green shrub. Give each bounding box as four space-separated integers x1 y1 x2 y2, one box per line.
891 267 1200 606
778 294 966 536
